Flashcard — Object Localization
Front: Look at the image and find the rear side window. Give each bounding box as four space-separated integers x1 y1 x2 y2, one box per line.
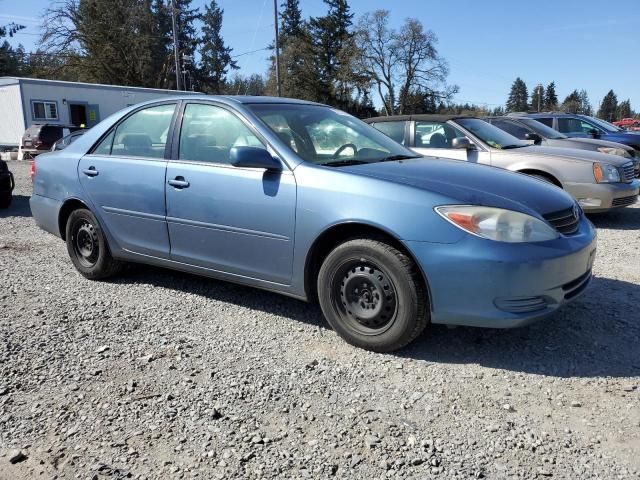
414 121 465 148
179 103 265 164
491 120 530 139
535 117 554 128
106 104 176 159
372 121 407 145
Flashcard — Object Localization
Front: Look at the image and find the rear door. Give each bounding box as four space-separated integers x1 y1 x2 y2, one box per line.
165 102 296 284
78 102 177 258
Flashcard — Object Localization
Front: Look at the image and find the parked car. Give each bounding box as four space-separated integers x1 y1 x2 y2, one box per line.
0 159 14 209
515 112 640 151
52 129 87 151
366 115 639 212
31 96 597 352
613 118 640 132
487 115 638 163
21 124 84 157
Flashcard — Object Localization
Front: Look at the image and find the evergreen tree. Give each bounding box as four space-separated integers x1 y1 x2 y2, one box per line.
597 90 618 121
309 0 354 104
530 84 544 112
280 0 304 37
198 0 237 94
617 99 632 120
544 81 558 110
561 90 581 114
578 89 592 116
505 77 528 112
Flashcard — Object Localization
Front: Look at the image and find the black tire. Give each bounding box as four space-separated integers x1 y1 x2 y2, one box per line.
317 237 429 352
0 191 10 209
65 208 123 279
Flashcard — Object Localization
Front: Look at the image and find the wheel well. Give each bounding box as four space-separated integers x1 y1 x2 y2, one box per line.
304 223 429 303
58 199 89 240
517 169 563 188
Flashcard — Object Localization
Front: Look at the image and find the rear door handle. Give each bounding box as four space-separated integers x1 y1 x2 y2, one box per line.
168 177 190 189
82 166 99 177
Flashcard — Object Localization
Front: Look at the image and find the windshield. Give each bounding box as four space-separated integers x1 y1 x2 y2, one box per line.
585 116 622 133
519 118 567 139
456 118 529 149
248 104 418 166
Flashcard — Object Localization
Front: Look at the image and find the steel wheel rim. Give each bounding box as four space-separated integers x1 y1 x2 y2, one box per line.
73 220 99 268
331 259 398 336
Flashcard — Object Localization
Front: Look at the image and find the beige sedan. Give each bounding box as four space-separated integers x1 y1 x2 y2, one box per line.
366 115 639 213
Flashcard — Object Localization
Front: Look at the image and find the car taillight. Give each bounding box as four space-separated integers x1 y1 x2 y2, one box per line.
30 160 36 180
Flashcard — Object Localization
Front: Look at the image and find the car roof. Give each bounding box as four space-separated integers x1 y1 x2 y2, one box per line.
508 112 586 118
133 94 325 108
365 114 474 123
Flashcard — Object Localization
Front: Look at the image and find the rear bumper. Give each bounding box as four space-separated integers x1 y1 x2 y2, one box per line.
30 194 63 238
404 215 597 328
565 180 639 212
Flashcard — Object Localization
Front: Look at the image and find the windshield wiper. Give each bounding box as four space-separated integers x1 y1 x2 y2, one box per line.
320 159 369 167
376 154 422 162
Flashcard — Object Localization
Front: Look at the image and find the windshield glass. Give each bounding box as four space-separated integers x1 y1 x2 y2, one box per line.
586 116 621 133
519 118 567 139
456 118 529 149
248 104 418 165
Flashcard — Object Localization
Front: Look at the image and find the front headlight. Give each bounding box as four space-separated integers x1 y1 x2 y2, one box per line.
435 206 559 243
593 163 621 183
597 147 631 159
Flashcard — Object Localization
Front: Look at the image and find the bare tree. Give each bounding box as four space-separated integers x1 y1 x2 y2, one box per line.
355 10 456 115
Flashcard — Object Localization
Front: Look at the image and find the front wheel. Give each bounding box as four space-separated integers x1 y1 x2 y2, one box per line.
317 238 429 352
66 209 123 279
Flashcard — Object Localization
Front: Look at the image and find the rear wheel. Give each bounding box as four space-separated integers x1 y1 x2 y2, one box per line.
317 237 429 352
66 209 123 279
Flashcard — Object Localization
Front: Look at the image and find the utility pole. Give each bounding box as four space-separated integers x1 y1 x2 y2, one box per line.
171 0 182 91
273 0 281 97
536 83 543 112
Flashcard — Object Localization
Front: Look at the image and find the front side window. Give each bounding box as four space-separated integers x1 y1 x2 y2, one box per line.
108 103 176 159
372 121 407 145
534 117 554 128
520 118 566 139
415 121 466 148
32 101 58 120
249 104 415 166
179 103 265 164
557 117 598 134
456 118 529 149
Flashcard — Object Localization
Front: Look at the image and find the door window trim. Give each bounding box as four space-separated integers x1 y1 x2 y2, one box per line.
86 100 181 161
169 100 290 172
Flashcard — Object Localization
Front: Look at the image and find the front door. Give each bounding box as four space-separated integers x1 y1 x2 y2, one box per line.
412 120 490 164
165 102 296 284
78 102 177 258
69 103 87 127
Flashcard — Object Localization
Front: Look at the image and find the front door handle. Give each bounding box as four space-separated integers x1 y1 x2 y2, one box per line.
82 166 99 177
168 177 190 189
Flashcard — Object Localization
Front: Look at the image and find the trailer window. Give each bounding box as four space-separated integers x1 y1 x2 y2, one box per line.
32 101 58 121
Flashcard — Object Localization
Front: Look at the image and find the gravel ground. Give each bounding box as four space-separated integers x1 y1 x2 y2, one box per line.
1 159 639 480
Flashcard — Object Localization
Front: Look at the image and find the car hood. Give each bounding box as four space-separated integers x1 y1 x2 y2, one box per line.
341 157 575 217
499 145 632 167
556 137 635 153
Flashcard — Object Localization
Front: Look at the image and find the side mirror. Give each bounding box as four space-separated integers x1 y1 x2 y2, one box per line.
230 146 282 171
524 132 542 145
452 136 474 150
588 128 599 137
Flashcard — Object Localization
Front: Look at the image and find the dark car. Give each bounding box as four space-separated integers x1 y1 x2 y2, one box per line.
51 129 87 151
516 113 640 152
487 116 639 177
0 159 14 209
21 124 84 156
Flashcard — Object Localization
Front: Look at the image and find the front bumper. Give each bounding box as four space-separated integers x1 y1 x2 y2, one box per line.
404 215 597 328
565 180 639 212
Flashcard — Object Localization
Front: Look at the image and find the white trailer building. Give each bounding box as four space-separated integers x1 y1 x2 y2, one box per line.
0 77 196 149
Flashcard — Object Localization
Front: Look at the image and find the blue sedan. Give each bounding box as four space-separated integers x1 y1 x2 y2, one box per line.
30 96 597 352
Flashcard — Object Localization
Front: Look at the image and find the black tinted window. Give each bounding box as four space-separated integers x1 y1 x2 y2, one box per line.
557 118 597 134
372 121 407 145
535 117 554 128
491 120 530 139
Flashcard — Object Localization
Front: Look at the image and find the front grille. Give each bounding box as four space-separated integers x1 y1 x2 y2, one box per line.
621 162 636 182
543 206 580 235
562 270 592 300
495 296 548 313
612 195 638 207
